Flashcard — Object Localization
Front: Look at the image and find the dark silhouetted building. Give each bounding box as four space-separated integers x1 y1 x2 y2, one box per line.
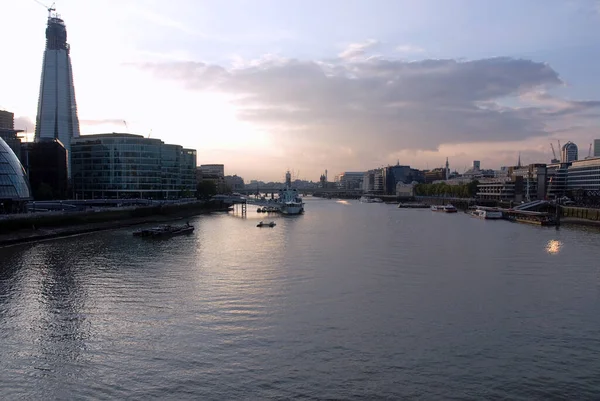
0 110 23 161
21 139 68 200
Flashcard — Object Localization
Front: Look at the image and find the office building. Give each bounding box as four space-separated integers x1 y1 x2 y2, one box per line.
567 157 600 192
71 133 196 199
0 137 31 213
199 164 225 178
34 10 80 176
383 164 413 195
337 172 364 190
21 139 68 200
509 164 547 201
476 178 521 202
424 168 446 183
561 141 578 163
594 139 600 158
0 110 23 160
0 110 14 129
197 164 225 192
361 169 384 193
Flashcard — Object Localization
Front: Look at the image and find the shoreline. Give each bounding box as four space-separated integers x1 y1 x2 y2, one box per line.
0 204 229 247
560 217 600 227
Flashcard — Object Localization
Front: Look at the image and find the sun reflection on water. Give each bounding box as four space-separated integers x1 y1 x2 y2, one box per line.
546 240 562 254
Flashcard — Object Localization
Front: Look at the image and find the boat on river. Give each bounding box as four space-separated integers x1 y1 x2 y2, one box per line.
276 171 304 215
443 204 458 213
431 204 457 213
257 221 276 228
469 208 503 220
398 203 429 208
361 196 383 203
133 222 194 238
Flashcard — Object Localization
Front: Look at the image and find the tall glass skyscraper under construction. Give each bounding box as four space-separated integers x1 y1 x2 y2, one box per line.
35 11 80 177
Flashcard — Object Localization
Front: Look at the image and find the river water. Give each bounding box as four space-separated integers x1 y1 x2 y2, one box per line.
1 198 600 400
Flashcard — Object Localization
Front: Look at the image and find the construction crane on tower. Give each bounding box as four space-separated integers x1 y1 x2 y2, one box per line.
550 142 558 163
33 0 56 18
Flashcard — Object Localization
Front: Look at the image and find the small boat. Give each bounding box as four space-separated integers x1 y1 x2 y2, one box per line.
443 204 458 213
257 221 276 228
398 203 429 209
470 208 503 220
133 222 194 237
431 205 442 211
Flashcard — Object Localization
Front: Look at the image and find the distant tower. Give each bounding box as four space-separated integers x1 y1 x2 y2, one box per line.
35 7 80 177
561 141 578 163
517 152 522 168
445 157 449 180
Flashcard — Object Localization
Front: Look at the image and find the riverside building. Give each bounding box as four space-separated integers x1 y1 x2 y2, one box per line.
71 133 196 199
34 9 80 176
0 137 31 212
567 157 600 192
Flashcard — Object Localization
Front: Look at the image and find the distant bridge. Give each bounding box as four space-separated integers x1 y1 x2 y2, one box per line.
237 187 364 197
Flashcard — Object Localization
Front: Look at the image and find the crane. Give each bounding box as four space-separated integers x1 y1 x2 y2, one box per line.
550 142 557 160
123 120 129 133
33 0 56 18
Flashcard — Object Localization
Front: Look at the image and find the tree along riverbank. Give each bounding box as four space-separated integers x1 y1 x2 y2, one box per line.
0 201 229 247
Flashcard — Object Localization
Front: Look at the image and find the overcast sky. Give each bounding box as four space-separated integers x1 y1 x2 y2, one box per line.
2 0 599 181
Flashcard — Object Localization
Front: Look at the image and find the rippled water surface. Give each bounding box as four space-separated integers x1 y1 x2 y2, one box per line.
2 199 600 400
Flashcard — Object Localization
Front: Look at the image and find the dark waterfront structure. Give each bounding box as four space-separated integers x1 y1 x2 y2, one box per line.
383 164 423 194
0 137 31 212
0 110 23 161
35 10 80 176
71 133 196 199
21 139 68 200
197 164 226 193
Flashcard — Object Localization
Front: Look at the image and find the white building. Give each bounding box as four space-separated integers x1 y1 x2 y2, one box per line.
35 12 80 177
396 182 415 197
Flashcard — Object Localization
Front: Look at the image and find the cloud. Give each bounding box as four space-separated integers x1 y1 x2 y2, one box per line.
134 52 600 169
13 116 34 132
395 44 425 53
520 92 600 117
338 39 380 60
80 118 128 126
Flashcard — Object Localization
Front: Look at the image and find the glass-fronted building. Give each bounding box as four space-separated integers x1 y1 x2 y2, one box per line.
567 157 600 192
0 137 31 213
35 13 80 177
71 133 196 199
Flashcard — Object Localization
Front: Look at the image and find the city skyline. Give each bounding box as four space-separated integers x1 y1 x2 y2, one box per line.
2 0 600 181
